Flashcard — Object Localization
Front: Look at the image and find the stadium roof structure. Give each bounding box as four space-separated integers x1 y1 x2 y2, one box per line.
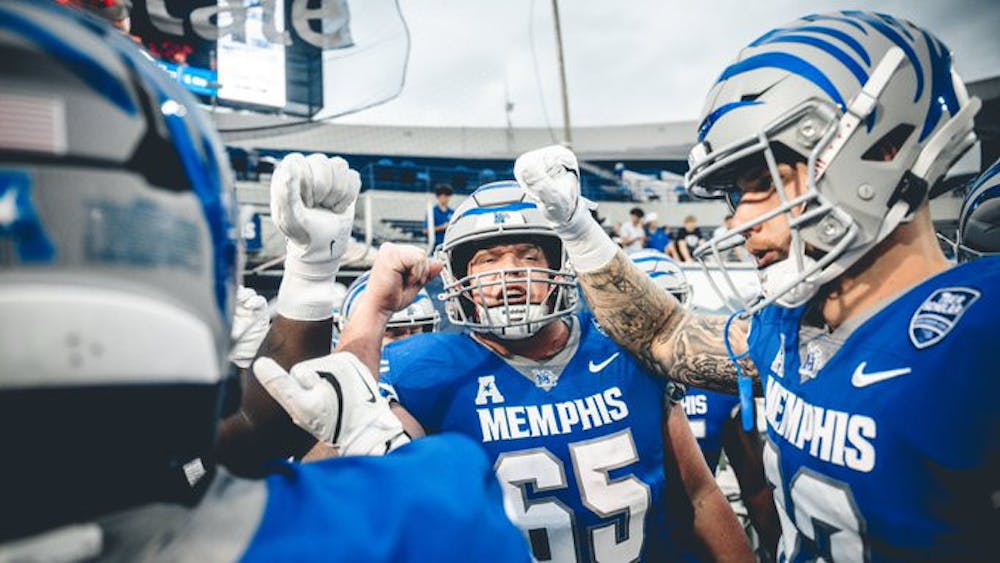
212 110 696 161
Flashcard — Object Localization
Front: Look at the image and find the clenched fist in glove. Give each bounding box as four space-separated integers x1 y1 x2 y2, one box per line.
229 286 270 368
253 352 409 457
272 153 361 320
514 145 617 272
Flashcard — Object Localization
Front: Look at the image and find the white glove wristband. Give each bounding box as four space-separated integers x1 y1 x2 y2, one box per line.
556 199 619 274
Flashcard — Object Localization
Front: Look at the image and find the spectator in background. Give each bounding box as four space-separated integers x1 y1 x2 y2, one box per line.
644 212 671 253
673 214 705 262
712 214 751 262
618 207 647 250
430 184 454 249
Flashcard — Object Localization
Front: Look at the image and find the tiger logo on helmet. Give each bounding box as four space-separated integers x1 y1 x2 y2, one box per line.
437 181 578 339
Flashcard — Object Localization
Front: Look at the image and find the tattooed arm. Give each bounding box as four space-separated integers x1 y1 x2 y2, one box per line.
578 251 759 395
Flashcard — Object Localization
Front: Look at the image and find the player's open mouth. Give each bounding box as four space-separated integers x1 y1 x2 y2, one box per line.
754 249 781 269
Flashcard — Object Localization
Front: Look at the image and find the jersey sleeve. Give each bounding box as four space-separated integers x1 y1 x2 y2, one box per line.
243 435 530 562
380 335 464 434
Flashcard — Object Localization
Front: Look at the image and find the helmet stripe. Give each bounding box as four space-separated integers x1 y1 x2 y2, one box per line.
800 14 868 35
841 11 923 101
765 35 868 86
793 26 871 66
919 29 961 142
461 202 537 217
717 52 845 111
697 100 762 142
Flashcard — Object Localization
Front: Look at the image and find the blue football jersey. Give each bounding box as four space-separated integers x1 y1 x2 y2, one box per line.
748 258 1000 561
680 389 740 470
243 434 530 562
382 313 680 562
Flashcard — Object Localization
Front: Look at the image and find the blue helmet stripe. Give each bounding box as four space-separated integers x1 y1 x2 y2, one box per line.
841 11 924 102
919 30 961 142
462 202 537 217
717 53 845 111
793 26 871 66
697 101 762 142
472 181 519 194
765 35 868 86
876 12 914 41
0 9 136 115
961 160 1000 232
648 271 676 279
800 14 868 35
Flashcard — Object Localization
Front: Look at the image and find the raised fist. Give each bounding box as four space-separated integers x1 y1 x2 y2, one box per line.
514 145 582 227
271 153 362 320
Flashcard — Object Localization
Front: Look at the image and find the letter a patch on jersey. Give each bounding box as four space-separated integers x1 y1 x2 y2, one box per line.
474 375 506 405
908 287 980 349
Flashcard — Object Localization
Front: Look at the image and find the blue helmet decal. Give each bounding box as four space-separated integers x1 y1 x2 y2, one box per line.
800 13 868 34
697 101 762 142
841 11 924 102
919 29 961 142
717 52 847 111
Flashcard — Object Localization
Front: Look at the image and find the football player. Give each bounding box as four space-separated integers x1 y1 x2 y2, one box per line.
372 181 751 561
956 158 1000 261
630 249 780 558
0 3 528 561
513 12 999 560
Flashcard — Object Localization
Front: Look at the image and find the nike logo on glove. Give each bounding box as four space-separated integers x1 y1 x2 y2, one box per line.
851 362 911 388
589 352 620 373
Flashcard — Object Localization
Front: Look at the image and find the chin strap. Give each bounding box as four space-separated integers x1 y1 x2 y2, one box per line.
724 310 756 432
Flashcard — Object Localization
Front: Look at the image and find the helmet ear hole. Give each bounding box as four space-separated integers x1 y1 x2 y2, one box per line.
861 124 916 162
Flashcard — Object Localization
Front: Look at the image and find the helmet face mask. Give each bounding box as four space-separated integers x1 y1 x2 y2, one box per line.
687 11 980 316
439 181 578 340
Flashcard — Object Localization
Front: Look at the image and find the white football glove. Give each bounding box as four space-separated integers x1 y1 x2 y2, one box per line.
271 153 361 320
229 286 270 368
514 145 617 272
253 352 410 457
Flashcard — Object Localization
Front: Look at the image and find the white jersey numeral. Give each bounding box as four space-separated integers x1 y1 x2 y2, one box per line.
495 429 650 563
764 439 867 562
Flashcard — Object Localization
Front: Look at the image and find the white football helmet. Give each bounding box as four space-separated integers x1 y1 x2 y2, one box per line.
686 11 980 316
438 181 578 340
629 249 692 306
338 272 440 334
957 158 1000 262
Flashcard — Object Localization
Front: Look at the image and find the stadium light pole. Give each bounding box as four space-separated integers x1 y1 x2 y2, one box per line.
551 0 572 147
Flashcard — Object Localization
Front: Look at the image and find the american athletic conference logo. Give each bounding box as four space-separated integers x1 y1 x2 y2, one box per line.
908 287 980 349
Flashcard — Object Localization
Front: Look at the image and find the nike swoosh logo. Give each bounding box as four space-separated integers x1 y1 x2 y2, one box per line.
851 362 911 388
589 352 620 373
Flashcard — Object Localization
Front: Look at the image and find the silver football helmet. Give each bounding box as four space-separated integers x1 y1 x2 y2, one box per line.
438 181 578 340
339 272 440 334
957 158 1000 262
686 11 980 316
628 249 692 306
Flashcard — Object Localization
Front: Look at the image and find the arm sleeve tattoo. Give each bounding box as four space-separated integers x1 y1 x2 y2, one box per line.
577 251 760 395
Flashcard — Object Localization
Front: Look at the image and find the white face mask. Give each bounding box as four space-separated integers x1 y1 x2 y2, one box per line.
477 303 553 340
758 255 820 309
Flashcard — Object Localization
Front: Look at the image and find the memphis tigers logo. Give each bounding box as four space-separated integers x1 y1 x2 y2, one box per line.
908 287 980 349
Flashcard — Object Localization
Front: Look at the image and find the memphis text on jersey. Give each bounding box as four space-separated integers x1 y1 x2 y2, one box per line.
765 377 876 473
474 376 629 443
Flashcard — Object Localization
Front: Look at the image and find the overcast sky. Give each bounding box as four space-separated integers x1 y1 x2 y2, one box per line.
333 0 1000 128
